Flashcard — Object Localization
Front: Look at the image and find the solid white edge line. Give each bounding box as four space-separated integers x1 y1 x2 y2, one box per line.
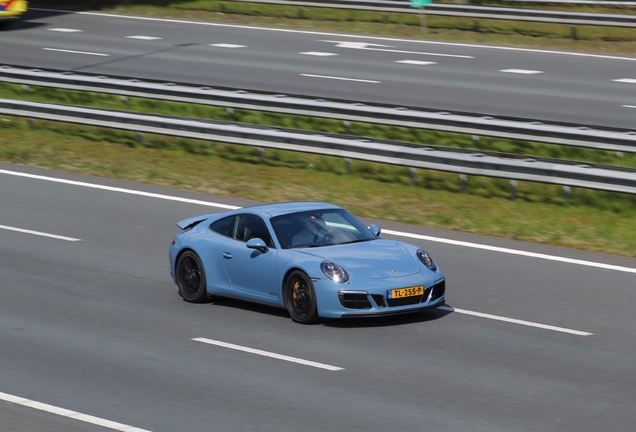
0 224 81 242
300 74 380 83
42 48 110 57
381 229 636 275
192 338 344 371
0 391 152 432
438 306 593 336
31 8 636 62
2 169 635 273
0 170 240 210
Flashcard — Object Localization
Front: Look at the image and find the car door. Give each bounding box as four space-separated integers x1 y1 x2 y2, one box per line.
219 214 279 300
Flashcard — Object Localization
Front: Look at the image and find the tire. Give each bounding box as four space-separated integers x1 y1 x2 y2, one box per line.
284 270 319 324
176 251 208 303
0 20 15 31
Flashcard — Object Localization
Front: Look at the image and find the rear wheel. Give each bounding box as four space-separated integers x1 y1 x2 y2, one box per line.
176 251 208 303
285 271 319 324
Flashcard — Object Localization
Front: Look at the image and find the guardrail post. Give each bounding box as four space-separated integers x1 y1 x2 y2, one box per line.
137 132 144 144
298 7 305 19
563 186 572 204
22 84 28 93
460 174 467 193
26 118 34 129
120 95 128 104
227 107 234 120
343 120 351 133
345 158 352 174
382 12 389 23
570 25 578 40
410 167 417 185
219 2 225 13
509 180 517 200
257 147 264 163
472 19 480 32
616 151 624 158
472 135 479 148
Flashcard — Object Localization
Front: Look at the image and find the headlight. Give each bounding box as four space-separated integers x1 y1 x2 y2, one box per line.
321 261 349 283
416 249 437 272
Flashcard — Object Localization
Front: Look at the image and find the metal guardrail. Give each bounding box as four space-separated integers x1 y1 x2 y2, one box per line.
2 98 636 194
230 0 636 27
1 65 635 154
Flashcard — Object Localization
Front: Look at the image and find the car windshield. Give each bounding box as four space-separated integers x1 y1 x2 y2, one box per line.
271 208 377 249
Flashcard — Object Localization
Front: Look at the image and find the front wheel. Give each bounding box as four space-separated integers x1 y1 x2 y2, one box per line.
284 271 319 324
176 251 208 303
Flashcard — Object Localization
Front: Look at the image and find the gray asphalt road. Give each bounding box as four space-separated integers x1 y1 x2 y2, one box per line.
1 161 635 431
1 8 636 129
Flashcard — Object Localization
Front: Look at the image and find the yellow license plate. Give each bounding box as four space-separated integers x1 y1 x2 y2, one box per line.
389 286 424 299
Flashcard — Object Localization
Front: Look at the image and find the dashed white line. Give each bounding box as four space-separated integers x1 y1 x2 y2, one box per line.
624 105 636 109
48 28 83 32
500 69 544 74
209 43 246 48
126 35 162 40
42 48 109 57
300 74 380 83
300 51 338 56
0 224 81 242
396 60 437 65
439 306 593 336
0 391 152 432
322 40 474 59
192 338 344 371
614 78 636 84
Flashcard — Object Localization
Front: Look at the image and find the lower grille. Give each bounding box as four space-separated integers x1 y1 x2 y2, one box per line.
339 292 372 309
431 279 445 301
387 294 424 307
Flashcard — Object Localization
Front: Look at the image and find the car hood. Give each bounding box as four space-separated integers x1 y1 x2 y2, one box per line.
298 240 421 279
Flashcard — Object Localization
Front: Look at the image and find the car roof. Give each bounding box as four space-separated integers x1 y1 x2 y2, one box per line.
241 201 343 218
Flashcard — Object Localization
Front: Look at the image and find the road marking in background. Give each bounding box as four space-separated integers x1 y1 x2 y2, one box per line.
0 391 152 432
381 229 636 274
624 105 636 109
126 35 162 40
439 306 593 336
48 28 83 32
2 169 636 275
42 48 109 57
0 169 240 210
0 224 81 242
32 9 636 62
396 60 437 65
614 78 636 83
300 51 338 56
300 74 380 83
500 69 544 74
322 40 474 58
192 338 344 371
209 43 246 48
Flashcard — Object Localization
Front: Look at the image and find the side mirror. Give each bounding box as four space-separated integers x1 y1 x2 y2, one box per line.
369 224 381 237
246 238 269 253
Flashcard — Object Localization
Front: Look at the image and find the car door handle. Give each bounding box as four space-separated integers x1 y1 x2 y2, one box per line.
222 252 233 259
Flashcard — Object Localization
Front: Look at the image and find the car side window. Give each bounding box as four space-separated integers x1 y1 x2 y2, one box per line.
235 215 275 248
210 216 236 238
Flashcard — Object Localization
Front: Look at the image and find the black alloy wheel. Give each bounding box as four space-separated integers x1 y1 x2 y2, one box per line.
285 270 319 324
176 251 208 303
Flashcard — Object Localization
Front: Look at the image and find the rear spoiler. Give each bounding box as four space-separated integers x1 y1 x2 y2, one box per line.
176 214 216 230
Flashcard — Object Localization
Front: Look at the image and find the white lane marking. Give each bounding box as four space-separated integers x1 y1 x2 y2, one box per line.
192 338 344 371
300 74 380 83
126 35 162 40
42 48 110 57
300 51 338 56
500 69 544 74
439 306 593 336
0 391 152 432
614 78 636 83
209 43 246 48
624 105 636 109
0 169 240 210
48 28 83 33
322 40 473 59
31 9 636 62
396 60 437 65
0 224 81 242
2 169 635 274
382 228 636 274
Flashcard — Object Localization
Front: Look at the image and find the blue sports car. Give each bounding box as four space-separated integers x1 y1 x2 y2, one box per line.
169 202 445 323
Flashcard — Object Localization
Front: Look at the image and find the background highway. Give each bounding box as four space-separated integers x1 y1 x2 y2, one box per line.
1 161 636 431
0 8 635 129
